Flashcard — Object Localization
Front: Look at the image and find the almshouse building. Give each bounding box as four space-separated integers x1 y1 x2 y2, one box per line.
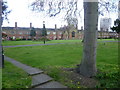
2 22 118 40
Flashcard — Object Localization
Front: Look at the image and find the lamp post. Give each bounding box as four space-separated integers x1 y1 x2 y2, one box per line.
42 21 47 44
0 0 3 68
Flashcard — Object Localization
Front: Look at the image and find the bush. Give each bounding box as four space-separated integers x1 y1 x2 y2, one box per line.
38 37 51 41
16 38 22 41
27 39 32 40
96 71 119 88
22 38 26 40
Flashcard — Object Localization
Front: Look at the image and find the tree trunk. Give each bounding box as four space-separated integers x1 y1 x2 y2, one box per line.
79 0 98 77
118 0 120 20
0 0 2 68
118 1 120 40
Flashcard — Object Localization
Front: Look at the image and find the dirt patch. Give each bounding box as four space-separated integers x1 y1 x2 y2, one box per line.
61 67 98 88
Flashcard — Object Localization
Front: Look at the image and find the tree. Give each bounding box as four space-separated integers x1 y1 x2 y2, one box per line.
1 1 10 68
79 0 98 77
66 16 78 29
30 27 36 40
111 19 120 37
2 2 11 23
30 0 117 77
111 0 120 39
2 32 7 37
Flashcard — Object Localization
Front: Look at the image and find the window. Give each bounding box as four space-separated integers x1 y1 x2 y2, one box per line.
72 31 75 37
53 32 56 34
27 32 29 34
19 36 22 39
19 32 22 34
3 31 6 34
59 32 62 35
11 31 14 34
47 32 50 34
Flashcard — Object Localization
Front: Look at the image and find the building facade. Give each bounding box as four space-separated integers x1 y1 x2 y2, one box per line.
2 22 118 40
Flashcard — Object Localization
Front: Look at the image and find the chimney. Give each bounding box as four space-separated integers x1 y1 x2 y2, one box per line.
55 24 57 31
55 24 57 29
15 22 17 29
30 23 32 30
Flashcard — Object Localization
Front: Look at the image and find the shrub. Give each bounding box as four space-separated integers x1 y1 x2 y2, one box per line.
22 38 26 40
27 39 32 40
16 38 22 41
96 71 119 88
38 37 51 41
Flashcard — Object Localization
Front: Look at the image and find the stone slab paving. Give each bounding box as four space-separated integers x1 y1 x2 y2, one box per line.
32 74 53 87
4 56 43 75
35 81 67 88
4 56 67 88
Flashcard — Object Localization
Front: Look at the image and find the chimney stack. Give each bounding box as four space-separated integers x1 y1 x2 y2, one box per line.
55 24 57 29
15 22 17 29
30 23 32 30
55 24 57 32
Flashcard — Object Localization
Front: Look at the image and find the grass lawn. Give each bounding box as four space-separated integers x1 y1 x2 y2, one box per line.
0 69 2 89
3 40 119 88
2 40 82 46
2 61 31 88
2 39 116 46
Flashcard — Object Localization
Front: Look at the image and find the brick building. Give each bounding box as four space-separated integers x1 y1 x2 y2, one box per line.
2 22 118 40
2 22 84 40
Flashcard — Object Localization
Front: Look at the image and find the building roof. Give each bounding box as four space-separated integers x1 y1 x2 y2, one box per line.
2 27 62 31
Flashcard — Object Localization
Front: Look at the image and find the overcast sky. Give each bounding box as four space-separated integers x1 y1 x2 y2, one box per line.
2 0 118 30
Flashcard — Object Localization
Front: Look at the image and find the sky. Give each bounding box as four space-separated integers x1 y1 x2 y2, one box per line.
2 0 118 30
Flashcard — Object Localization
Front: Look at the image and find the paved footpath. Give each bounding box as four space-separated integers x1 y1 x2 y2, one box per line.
3 43 66 48
4 56 67 88
3 40 119 48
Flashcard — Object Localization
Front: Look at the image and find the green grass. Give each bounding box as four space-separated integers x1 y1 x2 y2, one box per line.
0 68 2 89
3 40 119 88
2 61 31 88
2 40 82 46
97 39 116 41
2 39 116 46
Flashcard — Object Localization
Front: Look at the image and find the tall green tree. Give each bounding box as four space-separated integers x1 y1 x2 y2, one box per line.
30 27 36 40
111 19 120 34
